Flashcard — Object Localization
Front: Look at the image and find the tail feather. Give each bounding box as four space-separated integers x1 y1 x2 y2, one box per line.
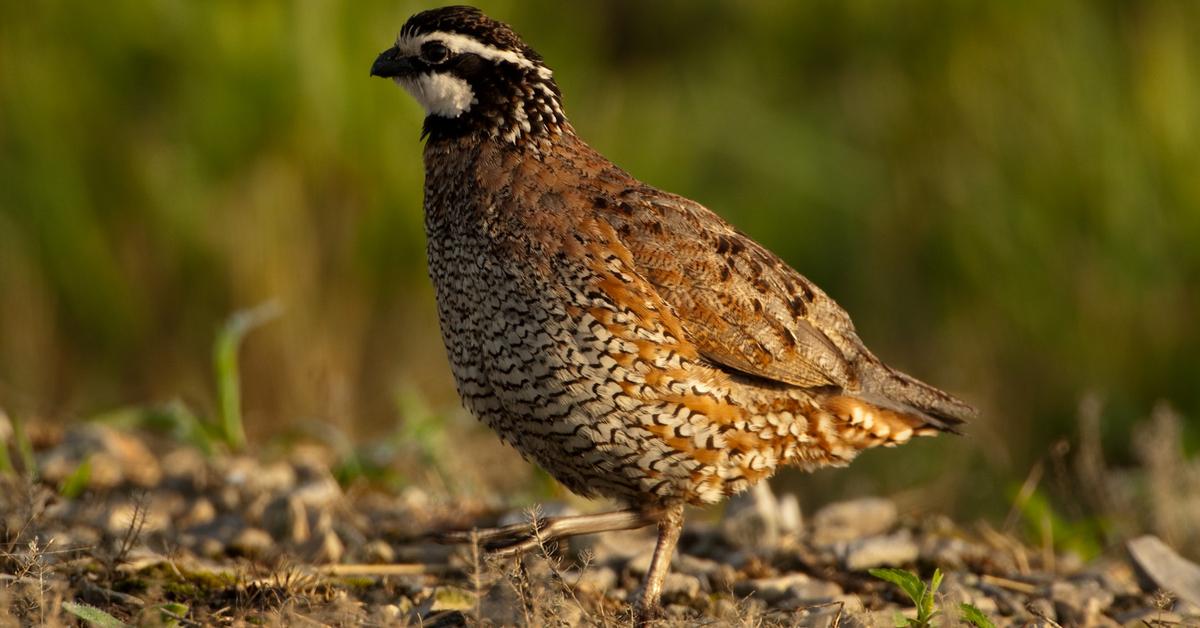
819 363 974 448
859 362 975 433
821 394 940 447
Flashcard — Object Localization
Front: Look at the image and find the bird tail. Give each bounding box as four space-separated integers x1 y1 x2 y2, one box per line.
818 363 974 448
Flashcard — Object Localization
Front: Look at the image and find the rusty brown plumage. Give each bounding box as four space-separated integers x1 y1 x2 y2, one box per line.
373 5 974 617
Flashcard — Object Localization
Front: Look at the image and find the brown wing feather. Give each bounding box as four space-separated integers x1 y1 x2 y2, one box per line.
603 188 866 390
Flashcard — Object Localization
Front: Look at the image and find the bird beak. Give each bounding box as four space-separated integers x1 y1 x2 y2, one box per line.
371 46 414 78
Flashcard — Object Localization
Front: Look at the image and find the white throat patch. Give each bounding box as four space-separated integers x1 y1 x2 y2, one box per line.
396 72 475 118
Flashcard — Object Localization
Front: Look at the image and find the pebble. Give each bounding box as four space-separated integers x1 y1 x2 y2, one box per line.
176 497 217 530
302 528 344 564
363 539 396 564
811 498 897 546
40 425 162 490
839 530 919 570
734 573 815 603
567 566 618 592
780 579 844 608
660 572 703 599
229 527 274 558
290 474 342 509
1026 597 1057 623
224 458 295 496
1127 535 1200 610
160 448 208 491
1051 579 1114 626
103 500 170 537
722 481 785 550
262 495 310 544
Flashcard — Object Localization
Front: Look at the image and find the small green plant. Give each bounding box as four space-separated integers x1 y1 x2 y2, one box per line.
871 568 998 628
213 301 282 452
61 601 128 627
870 567 943 627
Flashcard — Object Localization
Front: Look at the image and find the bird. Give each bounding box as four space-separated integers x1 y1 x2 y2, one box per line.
371 5 974 619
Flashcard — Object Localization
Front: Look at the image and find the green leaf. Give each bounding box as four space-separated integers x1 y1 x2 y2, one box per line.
213 301 281 452
921 568 944 618
870 567 925 606
960 602 997 628
58 456 91 499
62 601 129 628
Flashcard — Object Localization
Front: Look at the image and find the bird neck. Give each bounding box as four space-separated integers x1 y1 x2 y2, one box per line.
422 72 571 146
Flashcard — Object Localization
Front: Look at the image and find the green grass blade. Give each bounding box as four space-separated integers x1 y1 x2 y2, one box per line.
11 411 36 479
62 601 129 628
59 456 92 499
0 410 13 475
213 301 282 452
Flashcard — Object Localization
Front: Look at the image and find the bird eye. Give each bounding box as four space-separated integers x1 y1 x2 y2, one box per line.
421 41 450 64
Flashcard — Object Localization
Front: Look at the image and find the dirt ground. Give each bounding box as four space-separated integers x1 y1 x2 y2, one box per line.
1 422 1197 627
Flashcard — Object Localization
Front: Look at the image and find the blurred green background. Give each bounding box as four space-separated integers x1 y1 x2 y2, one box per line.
1 1 1198 518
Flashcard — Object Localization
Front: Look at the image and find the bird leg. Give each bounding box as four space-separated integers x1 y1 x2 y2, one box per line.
635 501 685 623
434 507 657 558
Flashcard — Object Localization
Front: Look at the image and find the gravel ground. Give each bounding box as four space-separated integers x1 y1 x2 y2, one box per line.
2 423 1198 626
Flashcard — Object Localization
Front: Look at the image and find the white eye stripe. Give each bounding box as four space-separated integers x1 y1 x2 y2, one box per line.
397 31 553 79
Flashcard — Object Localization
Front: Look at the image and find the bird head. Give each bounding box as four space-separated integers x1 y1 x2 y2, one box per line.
372 6 567 143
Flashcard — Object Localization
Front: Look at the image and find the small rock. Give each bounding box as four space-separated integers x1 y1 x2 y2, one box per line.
1051 579 1114 626
363 539 395 564
568 566 617 592
497 502 579 528
302 528 344 564
840 530 918 570
581 527 655 565
1025 598 1057 624
919 535 986 569
194 536 225 558
1127 535 1200 609
661 572 703 599
373 604 401 624
290 475 342 509
779 579 844 609
39 425 162 490
811 497 897 546
225 458 295 496
734 573 813 603
176 497 214 530
1111 607 1184 626
675 553 721 578
229 527 274 558
722 481 783 551
262 495 310 544
104 500 170 537
160 448 208 491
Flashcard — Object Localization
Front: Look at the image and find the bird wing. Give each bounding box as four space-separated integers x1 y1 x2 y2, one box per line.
604 188 865 390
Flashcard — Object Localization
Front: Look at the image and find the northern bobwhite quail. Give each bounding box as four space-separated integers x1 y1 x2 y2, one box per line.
371 5 974 617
